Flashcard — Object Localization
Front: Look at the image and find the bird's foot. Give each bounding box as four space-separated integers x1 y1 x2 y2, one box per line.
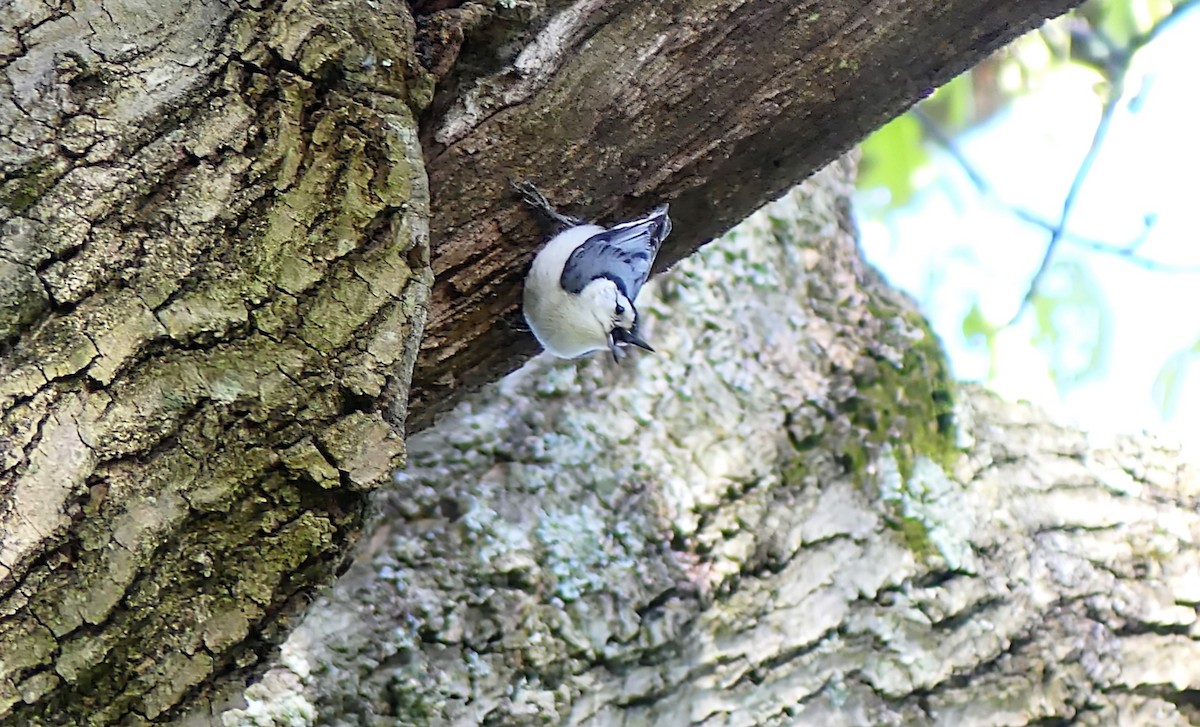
511 179 585 228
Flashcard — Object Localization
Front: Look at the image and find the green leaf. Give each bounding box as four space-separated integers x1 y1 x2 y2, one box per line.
922 73 977 131
962 301 994 342
857 114 929 210
961 301 1000 381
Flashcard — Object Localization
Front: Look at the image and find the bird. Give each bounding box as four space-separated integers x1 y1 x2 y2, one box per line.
515 181 672 363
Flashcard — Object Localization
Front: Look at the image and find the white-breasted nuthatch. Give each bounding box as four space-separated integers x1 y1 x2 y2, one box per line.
515 182 672 363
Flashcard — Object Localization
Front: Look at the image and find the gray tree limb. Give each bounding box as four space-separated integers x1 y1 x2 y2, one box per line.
223 161 1200 726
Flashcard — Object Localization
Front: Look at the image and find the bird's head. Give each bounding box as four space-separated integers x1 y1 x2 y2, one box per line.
582 280 653 362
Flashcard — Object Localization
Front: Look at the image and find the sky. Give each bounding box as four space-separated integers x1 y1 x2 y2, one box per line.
856 11 1200 453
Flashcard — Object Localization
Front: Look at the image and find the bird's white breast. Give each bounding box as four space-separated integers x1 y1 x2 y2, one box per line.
523 224 610 358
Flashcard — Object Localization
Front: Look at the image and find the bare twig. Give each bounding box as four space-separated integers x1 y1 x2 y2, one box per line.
1001 0 1200 323
1066 236 1200 273
910 1 1200 325
1006 78 1122 325
915 109 1197 275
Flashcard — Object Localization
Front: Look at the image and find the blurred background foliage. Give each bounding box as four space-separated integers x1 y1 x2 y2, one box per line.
855 0 1200 438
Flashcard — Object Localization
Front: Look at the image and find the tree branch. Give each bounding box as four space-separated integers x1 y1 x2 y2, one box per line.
407 0 1086 430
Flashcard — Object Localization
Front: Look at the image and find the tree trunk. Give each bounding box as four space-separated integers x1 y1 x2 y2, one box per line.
1 0 1090 722
0 2 428 722
224 160 1200 726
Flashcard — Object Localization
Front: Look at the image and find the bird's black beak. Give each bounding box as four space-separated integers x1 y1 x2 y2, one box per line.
611 327 655 354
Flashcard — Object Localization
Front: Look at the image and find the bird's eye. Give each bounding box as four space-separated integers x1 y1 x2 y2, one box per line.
615 304 625 315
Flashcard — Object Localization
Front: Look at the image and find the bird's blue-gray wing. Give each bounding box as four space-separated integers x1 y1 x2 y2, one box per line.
559 205 671 300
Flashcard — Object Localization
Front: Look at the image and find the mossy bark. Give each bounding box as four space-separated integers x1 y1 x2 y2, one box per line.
1 0 1092 722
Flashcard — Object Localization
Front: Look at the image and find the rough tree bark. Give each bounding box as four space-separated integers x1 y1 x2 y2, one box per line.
1 0 1095 723
218 161 1200 726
